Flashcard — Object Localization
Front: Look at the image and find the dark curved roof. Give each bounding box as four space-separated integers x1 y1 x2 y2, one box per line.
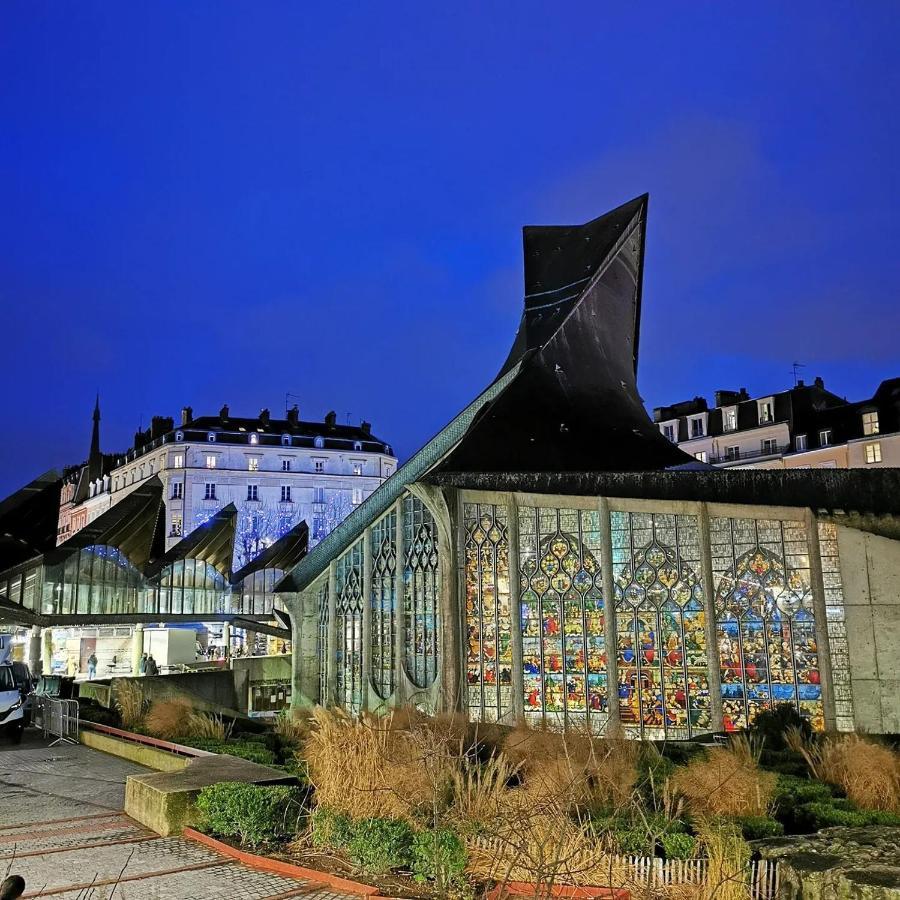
0 471 61 570
231 518 309 584
144 503 237 580
437 195 695 474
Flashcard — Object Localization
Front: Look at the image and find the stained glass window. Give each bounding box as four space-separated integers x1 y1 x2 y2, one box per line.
817 522 854 730
402 496 440 689
335 541 364 713
611 512 711 740
464 503 512 722
316 578 329 704
518 506 607 730
370 510 397 699
711 518 823 731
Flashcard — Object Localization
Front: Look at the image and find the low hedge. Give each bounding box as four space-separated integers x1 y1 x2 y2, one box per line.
411 828 467 887
346 817 415 874
185 738 277 766
196 782 302 848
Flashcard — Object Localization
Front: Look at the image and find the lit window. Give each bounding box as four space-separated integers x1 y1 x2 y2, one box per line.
313 487 325 503
281 485 292 502
207 432 216 442
758 399 774 424
314 436 325 449
247 484 259 501
174 453 184 468
694 451 708 462
862 411 880 436
724 446 740 461
722 407 737 432
761 438 779 455
175 431 184 442
206 455 217 469
819 429 833 447
248 458 259 472
282 459 291 471
865 442 882 464
204 483 216 500
795 434 807 451
172 482 183 499
689 417 705 438
249 433 259 445
352 487 363 505
314 460 324 473
352 461 363 476
171 515 182 537
661 423 676 442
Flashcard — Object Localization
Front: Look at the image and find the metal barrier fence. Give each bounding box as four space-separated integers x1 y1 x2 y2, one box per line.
35 696 80 746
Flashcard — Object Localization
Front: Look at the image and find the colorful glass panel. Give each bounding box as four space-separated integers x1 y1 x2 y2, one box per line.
403 496 440 689
464 503 512 722
370 511 397 699
612 512 711 740
335 541 364 713
711 518 823 731
518 506 607 730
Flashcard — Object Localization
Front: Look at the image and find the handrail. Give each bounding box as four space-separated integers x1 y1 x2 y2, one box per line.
80 721 217 757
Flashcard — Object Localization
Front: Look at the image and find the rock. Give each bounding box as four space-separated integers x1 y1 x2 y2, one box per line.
755 827 900 900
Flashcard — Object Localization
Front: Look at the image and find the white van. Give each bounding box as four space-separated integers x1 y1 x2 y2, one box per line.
0 635 26 743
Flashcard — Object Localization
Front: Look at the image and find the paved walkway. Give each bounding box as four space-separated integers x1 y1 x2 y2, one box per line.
0 737 354 899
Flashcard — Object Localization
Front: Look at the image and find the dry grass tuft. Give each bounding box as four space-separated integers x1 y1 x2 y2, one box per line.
274 708 311 750
113 681 147 731
144 698 195 740
695 820 751 900
186 711 228 741
301 707 459 823
449 753 521 831
797 733 900 812
673 736 775 817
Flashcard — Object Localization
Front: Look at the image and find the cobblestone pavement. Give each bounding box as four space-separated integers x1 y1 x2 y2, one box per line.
0 736 358 899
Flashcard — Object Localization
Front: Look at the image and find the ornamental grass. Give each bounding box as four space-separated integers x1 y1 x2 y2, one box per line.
672 735 775 817
793 732 900 813
186 711 229 741
112 681 147 731
143 698 194 740
274 708 312 750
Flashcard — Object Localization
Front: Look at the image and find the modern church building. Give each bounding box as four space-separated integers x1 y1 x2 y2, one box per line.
277 195 900 738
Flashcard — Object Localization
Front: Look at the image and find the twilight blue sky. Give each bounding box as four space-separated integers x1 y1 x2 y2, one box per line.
2 2 898 495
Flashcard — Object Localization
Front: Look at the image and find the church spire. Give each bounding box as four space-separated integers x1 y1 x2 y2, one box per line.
88 394 102 480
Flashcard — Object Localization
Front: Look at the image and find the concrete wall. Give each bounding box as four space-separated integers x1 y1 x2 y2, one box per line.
230 654 292 713
102 670 241 715
837 524 900 733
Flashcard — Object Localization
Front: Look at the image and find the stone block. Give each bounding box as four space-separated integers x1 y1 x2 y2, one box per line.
850 679 884 733
125 754 296 837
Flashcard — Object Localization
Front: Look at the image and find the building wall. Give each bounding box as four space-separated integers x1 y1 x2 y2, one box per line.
835 524 900 733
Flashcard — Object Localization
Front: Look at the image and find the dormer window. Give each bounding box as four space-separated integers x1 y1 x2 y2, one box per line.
384 444 392 455
175 431 184 442
757 398 775 424
314 436 325 449
353 440 362 451
207 432 216 443
282 434 291 446
862 410 879 436
688 415 705 438
722 407 738 432
249 433 259 445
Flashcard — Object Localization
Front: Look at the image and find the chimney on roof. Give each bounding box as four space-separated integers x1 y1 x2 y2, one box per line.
259 408 271 426
219 404 229 422
181 406 193 426
324 410 337 430
360 420 371 435
797 379 805 388
814 376 825 389
286 405 299 426
739 388 749 401
151 415 174 439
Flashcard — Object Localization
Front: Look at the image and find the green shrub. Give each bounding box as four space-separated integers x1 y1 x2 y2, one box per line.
637 753 677 807
730 816 785 841
347 817 414 873
411 828 467 888
186 738 276 766
773 774 834 806
660 832 696 860
750 703 811 752
196 782 301 848
614 826 653 856
797 801 900 830
309 807 354 849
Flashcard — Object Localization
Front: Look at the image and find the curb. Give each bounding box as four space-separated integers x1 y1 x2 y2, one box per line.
182 827 381 896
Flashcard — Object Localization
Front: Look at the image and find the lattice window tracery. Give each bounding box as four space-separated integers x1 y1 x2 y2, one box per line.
370 511 397 699
335 542 364 713
403 496 440 689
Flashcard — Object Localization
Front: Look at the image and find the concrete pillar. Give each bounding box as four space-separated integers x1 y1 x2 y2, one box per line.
806 510 837 731
131 624 144 675
598 497 621 730
697 503 725 733
42 628 53 675
223 621 232 659
245 628 256 656
326 561 338 705
28 626 42 677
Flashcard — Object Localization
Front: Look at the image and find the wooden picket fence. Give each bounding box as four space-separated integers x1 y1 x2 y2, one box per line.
468 837 780 900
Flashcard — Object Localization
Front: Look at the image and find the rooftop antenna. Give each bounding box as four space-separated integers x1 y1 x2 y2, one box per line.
790 361 806 386
284 391 302 415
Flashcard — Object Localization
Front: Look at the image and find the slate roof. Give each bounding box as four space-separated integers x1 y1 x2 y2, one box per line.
0 471 62 570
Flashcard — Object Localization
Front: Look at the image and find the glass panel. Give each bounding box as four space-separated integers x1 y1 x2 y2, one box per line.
712 517 823 731
317 579 329 704
370 510 397 699
464 503 512 723
403 496 440 690
611 512 711 740
518 506 607 732
335 541 364 713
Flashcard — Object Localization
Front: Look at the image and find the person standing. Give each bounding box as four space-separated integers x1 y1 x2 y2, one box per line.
87 653 98 680
145 654 159 677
